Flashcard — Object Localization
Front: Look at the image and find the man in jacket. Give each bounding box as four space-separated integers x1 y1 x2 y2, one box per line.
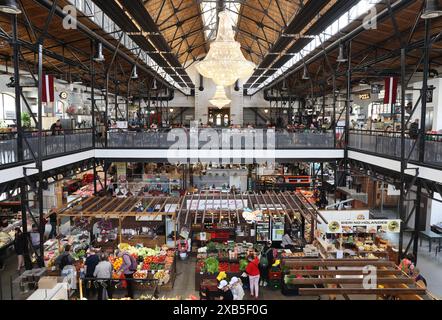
55 244 74 270
94 253 113 300
409 119 420 139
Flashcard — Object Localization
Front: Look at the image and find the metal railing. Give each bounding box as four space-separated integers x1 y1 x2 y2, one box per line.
349 130 442 167
0 129 93 167
104 128 336 149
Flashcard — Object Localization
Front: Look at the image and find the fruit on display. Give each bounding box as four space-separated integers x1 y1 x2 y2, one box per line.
218 262 229 272
133 271 148 279
111 257 123 271
154 270 170 285
229 263 240 273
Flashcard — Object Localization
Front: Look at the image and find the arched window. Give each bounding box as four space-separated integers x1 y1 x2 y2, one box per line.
0 92 16 120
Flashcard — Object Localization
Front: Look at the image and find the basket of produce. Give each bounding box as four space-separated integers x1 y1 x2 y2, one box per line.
229 263 240 273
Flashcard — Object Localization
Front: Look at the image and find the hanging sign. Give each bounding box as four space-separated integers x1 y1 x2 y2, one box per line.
327 219 401 234
359 93 371 100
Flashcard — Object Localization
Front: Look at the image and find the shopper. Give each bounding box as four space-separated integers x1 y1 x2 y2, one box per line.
259 241 274 287
14 227 25 273
117 250 138 299
50 119 63 136
281 232 295 250
30 224 40 253
229 277 245 300
399 253 415 276
217 280 234 300
94 253 113 300
48 207 57 239
55 244 74 271
84 248 100 298
409 118 420 139
413 268 427 288
245 253 260 299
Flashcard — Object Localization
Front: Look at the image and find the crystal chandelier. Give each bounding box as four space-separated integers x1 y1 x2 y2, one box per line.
209 86 231 109
196 11 256 87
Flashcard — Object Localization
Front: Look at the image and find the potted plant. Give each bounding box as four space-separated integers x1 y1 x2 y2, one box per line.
21 112 32 129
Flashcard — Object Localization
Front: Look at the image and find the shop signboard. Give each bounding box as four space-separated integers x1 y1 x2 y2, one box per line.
318 210 369 233
327 219 401 234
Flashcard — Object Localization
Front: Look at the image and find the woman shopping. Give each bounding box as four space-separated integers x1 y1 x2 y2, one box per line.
245 253 260 299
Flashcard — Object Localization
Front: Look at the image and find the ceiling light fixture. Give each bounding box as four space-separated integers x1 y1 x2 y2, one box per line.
0 0 21 14
421 0 442 19
209 86 231 109
196 11 255 87
336 43 347 63
131 65 138 79
93 42 105 62
302 65 310 80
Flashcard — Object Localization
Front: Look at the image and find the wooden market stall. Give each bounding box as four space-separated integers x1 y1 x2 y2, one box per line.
281 258 436 300
57 195 181 249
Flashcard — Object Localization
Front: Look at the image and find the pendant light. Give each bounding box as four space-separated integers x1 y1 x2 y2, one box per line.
93 42 105 62
209 86 231 109
196 11 256 86
421 0 442 19
0 0 21 14
131 65 138 79
302 65 310 80
152 79 157 90
281 78 288 91
336 43 347 63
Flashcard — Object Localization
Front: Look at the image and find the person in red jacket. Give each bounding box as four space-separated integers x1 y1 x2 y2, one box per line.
245 253 260 299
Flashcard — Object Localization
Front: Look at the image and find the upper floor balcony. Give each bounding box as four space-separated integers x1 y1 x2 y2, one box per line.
1 127 441 171
349 129 442 168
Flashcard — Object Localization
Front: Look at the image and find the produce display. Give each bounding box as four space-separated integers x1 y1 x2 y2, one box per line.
196 241 261 276
109 243 176 286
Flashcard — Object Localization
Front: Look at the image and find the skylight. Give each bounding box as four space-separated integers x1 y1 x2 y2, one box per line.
200 1 241 41
67 0 191 94
247 0 382 95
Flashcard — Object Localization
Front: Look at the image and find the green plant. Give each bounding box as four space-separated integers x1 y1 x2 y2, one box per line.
21 112 31 128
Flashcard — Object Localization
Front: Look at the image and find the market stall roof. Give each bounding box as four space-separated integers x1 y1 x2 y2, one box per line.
283 258 436 300
176 191 328 227
57 196 181 218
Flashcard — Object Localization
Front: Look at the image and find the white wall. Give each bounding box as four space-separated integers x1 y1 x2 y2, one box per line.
429 194 442 226
412 77 442 131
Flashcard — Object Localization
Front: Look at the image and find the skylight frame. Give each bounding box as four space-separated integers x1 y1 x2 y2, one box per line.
247 0 382 95
67 0 191 95
199 1 242 42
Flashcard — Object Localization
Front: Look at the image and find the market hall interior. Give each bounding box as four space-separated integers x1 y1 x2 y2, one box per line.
0 0 441 301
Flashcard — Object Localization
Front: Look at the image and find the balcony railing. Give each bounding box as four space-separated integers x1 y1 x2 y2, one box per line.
104 129 336 149
349 130 442 167
0 129 93 167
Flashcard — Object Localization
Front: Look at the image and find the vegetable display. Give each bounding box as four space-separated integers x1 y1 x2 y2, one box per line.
239 259 248 271
204 257 219 274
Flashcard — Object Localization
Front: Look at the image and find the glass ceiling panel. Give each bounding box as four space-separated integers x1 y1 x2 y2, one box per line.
248 0 382 95
200 1 241 41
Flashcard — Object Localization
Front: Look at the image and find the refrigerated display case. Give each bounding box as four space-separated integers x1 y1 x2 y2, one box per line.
271 217 285 242
256 218 270 242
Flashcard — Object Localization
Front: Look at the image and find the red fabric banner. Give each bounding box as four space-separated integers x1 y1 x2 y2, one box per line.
384 77 398 105
42 74 55 103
